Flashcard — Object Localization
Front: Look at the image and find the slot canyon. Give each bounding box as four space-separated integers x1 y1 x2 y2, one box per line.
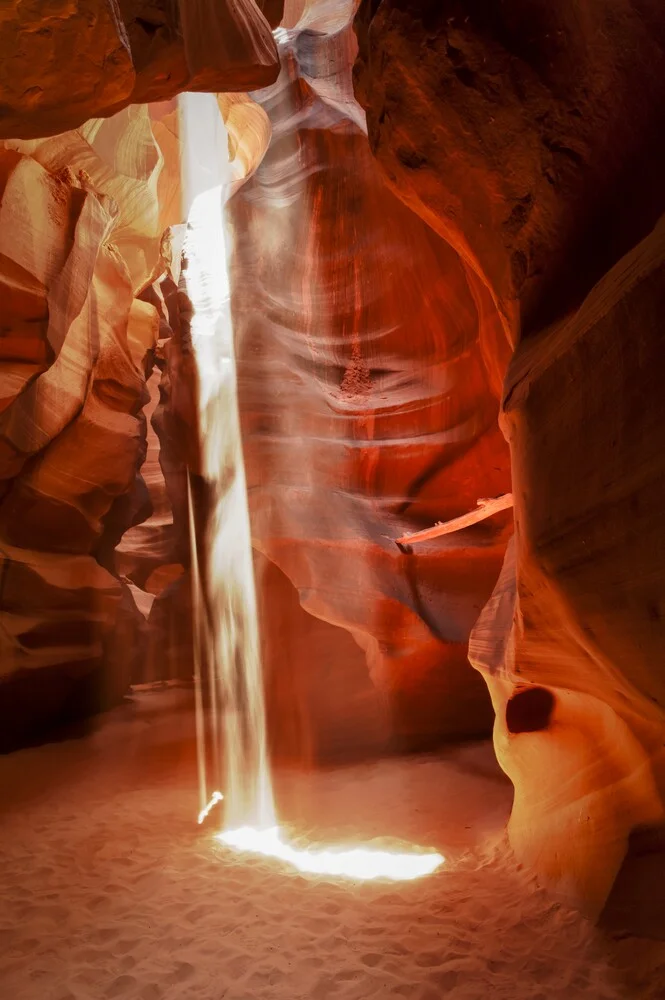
1 0 665 997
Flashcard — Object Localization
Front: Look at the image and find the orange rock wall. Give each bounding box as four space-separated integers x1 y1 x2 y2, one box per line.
1 0 280 140
0 3 284 745
0 121 158 746
5 0 664 920
226 9 512 752
354 0 665 912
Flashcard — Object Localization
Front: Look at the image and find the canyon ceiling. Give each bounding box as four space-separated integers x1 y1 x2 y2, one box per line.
1 0 664 917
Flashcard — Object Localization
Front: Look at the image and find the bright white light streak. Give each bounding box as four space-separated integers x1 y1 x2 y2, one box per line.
198 791 224 825
217 827 444 880
188 471 209 816
179 91 275 831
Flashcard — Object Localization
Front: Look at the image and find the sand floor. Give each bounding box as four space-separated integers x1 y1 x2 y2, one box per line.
0 688 662 1000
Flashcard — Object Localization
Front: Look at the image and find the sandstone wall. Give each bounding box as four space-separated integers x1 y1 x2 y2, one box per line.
354 0 665 913
0 3 284 746
0 0 280 140
225 6 512 753
0 114 160 746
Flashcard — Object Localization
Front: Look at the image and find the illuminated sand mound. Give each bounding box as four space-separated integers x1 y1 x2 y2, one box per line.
217 826 444 881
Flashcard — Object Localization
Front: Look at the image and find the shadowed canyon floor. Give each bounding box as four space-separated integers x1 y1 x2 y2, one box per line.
1 689 661 1000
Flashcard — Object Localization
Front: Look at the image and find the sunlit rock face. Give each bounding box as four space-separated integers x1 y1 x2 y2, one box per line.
0 0 280 141
470 222 665 916
0 7 286 743
226 2 512 753
0 108 207 740
122 104 199 662
0 116 161 746
354 0 665 911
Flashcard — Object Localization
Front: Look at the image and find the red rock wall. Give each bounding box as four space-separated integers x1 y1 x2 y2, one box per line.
354 0 665 912
5 0 664 919
354 0 665 340
0 0 280 140
225 9 512 753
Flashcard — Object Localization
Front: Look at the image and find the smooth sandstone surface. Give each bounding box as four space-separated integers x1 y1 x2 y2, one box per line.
353 0 665 911
471 219 665 914
0 8 280 743
0 123 159 747
225 8 512 750
354 0 665 340
0 0 280 140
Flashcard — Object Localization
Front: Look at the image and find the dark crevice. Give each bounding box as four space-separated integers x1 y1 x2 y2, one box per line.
506 686 555 733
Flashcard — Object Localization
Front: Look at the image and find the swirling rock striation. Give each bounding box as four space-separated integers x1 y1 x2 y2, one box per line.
0 124 158 746
470 220 665 915
354 0 665 340
355 0 665 912
226 4 512 753
0 2 288 743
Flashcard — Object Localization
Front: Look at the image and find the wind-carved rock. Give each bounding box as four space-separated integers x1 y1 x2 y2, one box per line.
0 0 280 140
224 3 512 756
0 0 291 743
140 244 206 686
0 106 201 741
0 121 160 746
470 222 665 916
354 0 665 341
355 0 665 914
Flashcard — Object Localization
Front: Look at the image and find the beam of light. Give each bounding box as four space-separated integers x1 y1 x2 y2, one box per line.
217 826 444 881
178 87 445 882
188 471 210 816
179 91 276 832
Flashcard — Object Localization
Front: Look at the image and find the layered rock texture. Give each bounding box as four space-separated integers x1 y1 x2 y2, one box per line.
0 114 160 746
354 0 665 913
354 0 665 341
225 4 512 755
0 5 282 745
470 221 665 915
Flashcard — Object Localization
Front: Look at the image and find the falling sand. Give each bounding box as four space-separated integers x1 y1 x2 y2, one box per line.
1 687 660 1000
